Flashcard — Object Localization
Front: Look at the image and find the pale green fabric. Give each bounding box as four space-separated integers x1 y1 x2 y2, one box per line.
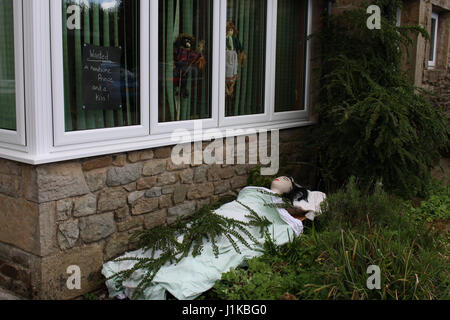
102 187 299 300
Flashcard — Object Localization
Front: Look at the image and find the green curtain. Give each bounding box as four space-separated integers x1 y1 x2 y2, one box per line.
226 0 266 117
63 0 140 132
159 0 212 122
275 0 308 112
0 0 16 131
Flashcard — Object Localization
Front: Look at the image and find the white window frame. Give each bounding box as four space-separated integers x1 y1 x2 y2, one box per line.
217 0 273 127
270 0 311 122
0 0 26 146
50 0 150 146
150 0 220 135
428 12 439 68
0 0 315 164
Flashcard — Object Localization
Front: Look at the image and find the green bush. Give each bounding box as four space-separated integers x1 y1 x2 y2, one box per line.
205 180 449 300
313 1 449 198
247 166 274 189
407 180 450 223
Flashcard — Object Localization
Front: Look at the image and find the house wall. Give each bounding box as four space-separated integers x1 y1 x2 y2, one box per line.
0 127 314 299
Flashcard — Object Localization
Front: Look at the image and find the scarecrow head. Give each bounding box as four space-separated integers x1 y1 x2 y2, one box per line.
175 33 196 50
226 22 238 37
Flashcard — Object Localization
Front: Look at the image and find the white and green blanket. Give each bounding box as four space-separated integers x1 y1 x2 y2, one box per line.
102 187 311 300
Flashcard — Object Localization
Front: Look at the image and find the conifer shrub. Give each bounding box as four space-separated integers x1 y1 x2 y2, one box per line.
313 0 449 198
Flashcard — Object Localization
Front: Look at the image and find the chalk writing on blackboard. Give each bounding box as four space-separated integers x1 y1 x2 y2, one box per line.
82 43 122 110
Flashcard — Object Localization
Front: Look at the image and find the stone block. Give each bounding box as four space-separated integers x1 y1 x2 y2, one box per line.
116 216 143 232
145 187 162 198
154 147 172 159
81 156 112 171
114 206 130 221
127 191 145 204
142 159 167 176
0 174 21 198
193 166 208 183
167 158 189 171
128 150 154 163
106 163 142 187
179 168 194 184
79 213 116 243
159 194 173 209
231 176 248 189
173 185 189 204
104 232 130 261
39 243 104 299
214 180 231 195
157 172 178 186
73 194 97 217
98 188 127 212
39 202 58 256
112 154 127 167
136 176 157 190
167 201 196 224
36 162 90 203
57 220 79 250
143 209 167 229
131 197 159 215
56 198 73 222
187 183 214 199
0 194 40 255
84 168 107 193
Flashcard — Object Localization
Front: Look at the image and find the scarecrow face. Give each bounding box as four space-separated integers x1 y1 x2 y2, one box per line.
179 37 194 50
271 176 293 195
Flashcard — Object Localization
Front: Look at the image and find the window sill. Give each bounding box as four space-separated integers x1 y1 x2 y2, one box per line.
0 119 316 165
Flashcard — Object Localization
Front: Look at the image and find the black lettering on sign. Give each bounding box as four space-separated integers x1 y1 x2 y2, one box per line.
82 43 122 110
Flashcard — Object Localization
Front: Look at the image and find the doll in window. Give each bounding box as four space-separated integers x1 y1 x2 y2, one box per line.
225 22 246 98
173 33 206 99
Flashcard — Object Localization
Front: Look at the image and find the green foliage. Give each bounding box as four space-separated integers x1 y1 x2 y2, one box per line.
207 258 300 300
247 166 274 189
107 195 273 300
83 293 98 300
314 1 449 198
407 180 450 223
206 180 449 300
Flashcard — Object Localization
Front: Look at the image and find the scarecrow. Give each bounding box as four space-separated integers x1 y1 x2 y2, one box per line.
173 33 206 100
225 22 246 98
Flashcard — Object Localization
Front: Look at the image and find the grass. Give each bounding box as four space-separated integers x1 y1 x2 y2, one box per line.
199 178 450 300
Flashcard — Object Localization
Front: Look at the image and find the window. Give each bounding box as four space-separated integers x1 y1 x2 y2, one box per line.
428 13 438 68
47 0 312 157
62 0 141 132
158 0 213 122
224 0 267 117
0 0 25 146
275 0 308 113
51 0 149 146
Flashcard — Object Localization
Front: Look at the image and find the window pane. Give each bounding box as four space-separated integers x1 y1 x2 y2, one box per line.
0 0 16 131
62 0 140 132
225 0 266 117
429 17 436 62
159 0 213 122
275 0 308 112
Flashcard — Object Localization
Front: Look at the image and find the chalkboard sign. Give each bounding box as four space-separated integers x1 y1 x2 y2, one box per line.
82 43 122 110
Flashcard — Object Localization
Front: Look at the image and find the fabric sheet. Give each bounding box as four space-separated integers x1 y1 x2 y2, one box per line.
102 187 302 300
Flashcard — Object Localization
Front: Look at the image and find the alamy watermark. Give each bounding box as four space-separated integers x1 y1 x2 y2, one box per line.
66 265 81 290
367 5 381 30
366 265 381 290
170 120 280 176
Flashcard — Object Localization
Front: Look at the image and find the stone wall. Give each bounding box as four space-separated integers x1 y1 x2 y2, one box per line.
0 127 313 299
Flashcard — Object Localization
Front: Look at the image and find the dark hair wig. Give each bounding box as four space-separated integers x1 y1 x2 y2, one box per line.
286 177 309 204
